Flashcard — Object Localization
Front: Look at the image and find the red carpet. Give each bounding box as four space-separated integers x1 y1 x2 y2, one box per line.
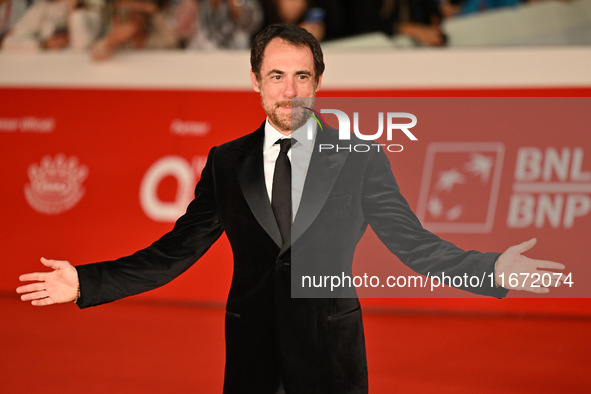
2 295 589 393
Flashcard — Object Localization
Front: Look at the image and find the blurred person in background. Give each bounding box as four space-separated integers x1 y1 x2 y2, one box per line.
257 0 325 41
91 0 178 60
378 0 446 46
2 0 103 52
175 0 262 49
322 0 446 46
0 0 31 47
441 0 522 17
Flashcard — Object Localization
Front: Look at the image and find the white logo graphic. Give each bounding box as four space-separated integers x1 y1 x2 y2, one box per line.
305 109 418 153
169 119 210 136
25 154 89 215
140 155 207 222
508 147 590 228
417 142 505 233
312 110 417 141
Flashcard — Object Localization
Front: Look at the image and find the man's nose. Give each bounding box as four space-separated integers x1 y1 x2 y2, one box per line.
284 78 296 98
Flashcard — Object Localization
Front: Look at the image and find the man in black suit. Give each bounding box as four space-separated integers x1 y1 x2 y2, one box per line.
17 24 565 394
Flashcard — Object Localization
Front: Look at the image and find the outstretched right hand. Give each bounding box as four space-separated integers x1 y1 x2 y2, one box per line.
17 258 79 306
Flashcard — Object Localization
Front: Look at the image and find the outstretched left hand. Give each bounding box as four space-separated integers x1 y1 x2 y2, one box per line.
495 238 566 294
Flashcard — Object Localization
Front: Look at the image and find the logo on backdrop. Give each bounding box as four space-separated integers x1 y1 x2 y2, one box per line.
140 155 207 222
508 147 590 229
0 116 55 133
24 154 89 215
169 119 210 136
416 142 505 233
417 144 591 232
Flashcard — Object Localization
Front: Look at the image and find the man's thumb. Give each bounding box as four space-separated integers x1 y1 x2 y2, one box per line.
515 238 537 254
40 257 61 270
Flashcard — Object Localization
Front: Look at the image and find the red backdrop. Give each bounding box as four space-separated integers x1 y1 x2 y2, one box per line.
2 87 590 317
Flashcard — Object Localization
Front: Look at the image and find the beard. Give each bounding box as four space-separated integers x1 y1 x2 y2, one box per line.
262 97 316 133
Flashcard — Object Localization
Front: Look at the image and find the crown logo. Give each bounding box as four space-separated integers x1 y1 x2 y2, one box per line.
24 154 89 215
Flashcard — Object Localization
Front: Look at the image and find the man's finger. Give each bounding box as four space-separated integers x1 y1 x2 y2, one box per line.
16 282 45 294
527 286 550 294
31 297 55 307
535 271 568 286
542 272 565 286
20 290 48 302
533 260 565 270
19 272 48 282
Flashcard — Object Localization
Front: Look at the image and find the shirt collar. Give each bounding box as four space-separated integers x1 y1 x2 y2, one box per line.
263 118 316 153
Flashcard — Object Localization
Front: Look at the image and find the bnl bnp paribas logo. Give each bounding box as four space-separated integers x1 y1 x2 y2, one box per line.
303 107 418 153
416 144 590 233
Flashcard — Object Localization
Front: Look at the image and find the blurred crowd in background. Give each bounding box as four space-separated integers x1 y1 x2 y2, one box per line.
0 0 580 59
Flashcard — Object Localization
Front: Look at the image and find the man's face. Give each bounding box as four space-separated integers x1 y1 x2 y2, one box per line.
251 38 322 135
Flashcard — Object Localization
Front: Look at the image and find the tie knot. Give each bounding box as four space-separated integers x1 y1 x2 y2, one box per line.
276 138 294 154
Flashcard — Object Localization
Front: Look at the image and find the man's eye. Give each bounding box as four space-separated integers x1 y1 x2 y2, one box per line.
297 75 309 80
271 75 282 80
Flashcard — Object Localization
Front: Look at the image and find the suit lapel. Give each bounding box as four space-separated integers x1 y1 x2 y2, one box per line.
237 123 348 253
290 129 349 248
237 123 283 248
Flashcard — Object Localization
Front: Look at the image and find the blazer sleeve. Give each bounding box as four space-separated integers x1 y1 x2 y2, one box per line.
75 147 224 308
361 149 508 298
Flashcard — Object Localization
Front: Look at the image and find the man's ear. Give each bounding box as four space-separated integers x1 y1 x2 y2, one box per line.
315 74 323 92
250 70 261 93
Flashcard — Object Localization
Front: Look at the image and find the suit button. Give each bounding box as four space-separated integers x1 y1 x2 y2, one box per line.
276 259 283 267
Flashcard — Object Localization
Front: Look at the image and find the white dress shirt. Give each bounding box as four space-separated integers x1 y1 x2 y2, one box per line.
263 119 315 219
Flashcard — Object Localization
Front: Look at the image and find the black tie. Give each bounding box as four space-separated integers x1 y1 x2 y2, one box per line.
272 139 293 244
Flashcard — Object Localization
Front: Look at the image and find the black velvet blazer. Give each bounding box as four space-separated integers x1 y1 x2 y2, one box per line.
76 121 507 394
